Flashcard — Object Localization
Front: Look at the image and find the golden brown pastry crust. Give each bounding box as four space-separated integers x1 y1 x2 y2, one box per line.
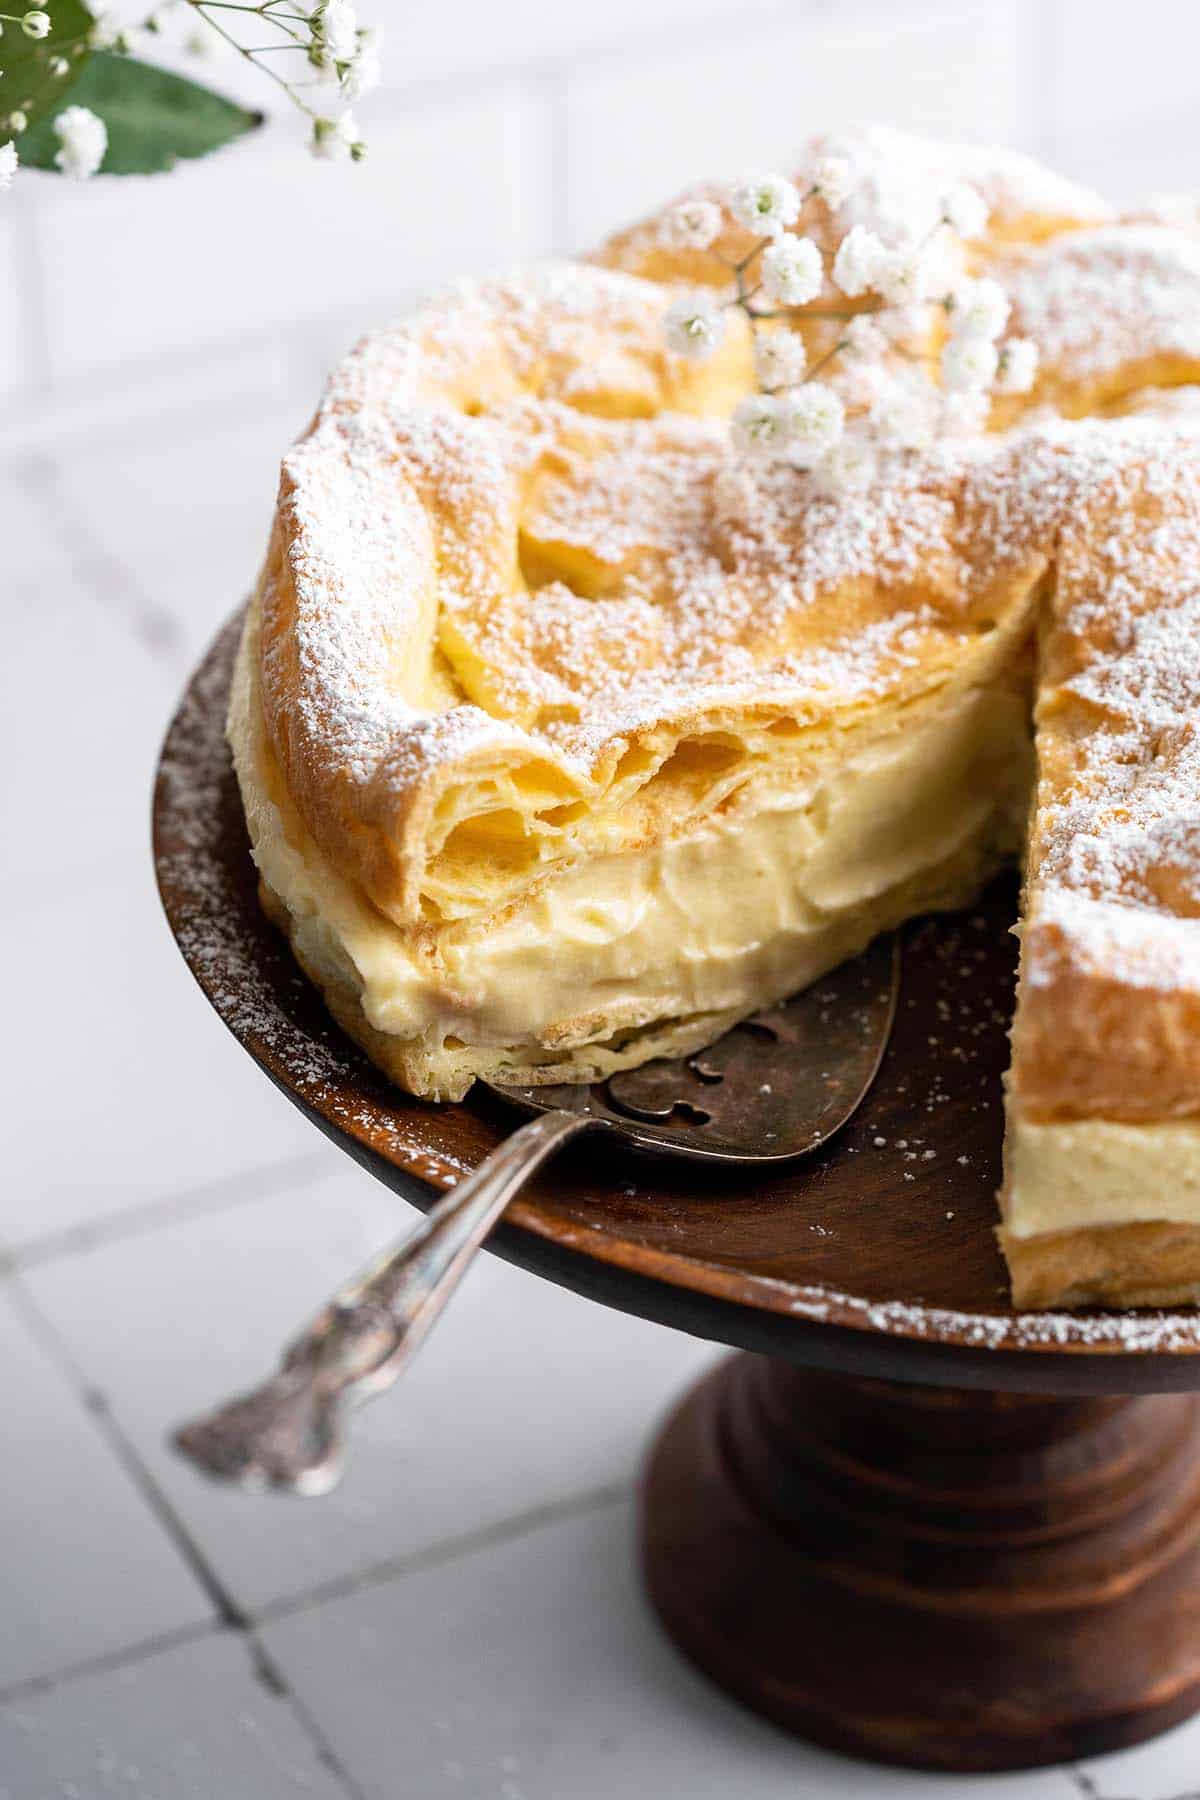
1011 926 1200 1123
1007 437 1200 1124
1003 1220 1200 1310
985 226 1200 425
260 271 1040 937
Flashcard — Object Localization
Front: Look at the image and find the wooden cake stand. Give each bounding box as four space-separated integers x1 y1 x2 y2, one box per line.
154 616 1200 1774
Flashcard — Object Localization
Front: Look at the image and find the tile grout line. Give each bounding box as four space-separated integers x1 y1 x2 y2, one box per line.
6 1275 252 1631
0 1621 365 1800
28 461 184 662
0 1620 220 1712
6 1148 333 1273
256 1480 632 1628
246 1634 371 1800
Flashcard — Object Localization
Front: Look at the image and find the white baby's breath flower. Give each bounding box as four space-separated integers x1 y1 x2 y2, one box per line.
310 109 361 160
782 382 845 461
315 0 357 63
731 392 790 457
0 141 17 191
878 301 930 349
89 10 118 46
873 242 940 306
811 154 853 211
661 291 726 361
662 197 722 251
754 329 806 390
815 435 877 494
341 25 381 97
53 105 106 179
184 18 222 55
941 387 991 436
308 44 342 86
940 181 988 240
838 355 889 413
759 235 823 307
21 10 51 37
872 371 939 450
729 172 800 238
941 331 999 393
832 224 885 297
995 336 1039 395
950 276 1009 341
843 313 887 359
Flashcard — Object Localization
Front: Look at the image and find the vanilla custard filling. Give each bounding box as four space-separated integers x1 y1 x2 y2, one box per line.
1003 1113 1200 1239
242 593 1200 1239
232 606 1030 1070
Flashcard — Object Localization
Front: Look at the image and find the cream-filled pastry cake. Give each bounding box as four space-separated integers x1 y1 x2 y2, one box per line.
229 125 1200 1310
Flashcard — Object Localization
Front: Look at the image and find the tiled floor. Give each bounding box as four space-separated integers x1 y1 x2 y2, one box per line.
6 398 1200 1799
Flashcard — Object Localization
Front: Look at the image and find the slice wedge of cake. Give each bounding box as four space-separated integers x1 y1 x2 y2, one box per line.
995 427 1200 1306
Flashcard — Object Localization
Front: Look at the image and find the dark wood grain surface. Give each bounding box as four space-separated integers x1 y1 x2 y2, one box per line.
152 614 1200 1395
643 1359 1200 1770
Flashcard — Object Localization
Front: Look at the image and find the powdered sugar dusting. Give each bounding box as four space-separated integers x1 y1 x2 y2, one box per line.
1029 898 1200 996
778 1278 1200 1353
821 124 1110 244
997 225 1200 389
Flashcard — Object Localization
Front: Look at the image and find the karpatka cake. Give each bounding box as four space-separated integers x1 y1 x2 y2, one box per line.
228 126 1200 1309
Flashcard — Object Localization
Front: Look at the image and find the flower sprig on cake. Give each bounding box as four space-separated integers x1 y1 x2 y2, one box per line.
659 162 1038 491
0 0 379 179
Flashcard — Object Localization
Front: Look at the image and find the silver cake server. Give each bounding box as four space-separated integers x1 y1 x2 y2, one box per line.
173 934 900 1496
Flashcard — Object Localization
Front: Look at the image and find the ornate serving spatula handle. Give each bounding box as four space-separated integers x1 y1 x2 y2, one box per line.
174 1109 590 1495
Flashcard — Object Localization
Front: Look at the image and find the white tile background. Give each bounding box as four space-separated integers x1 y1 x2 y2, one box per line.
6 0 1200 1793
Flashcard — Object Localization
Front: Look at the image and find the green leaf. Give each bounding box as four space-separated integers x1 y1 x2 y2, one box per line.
0 0 94 137
15 51 263 173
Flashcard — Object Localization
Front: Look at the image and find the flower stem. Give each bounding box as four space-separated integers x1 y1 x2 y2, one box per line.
186 0 319 118
804 337 850 383
187 1 277 14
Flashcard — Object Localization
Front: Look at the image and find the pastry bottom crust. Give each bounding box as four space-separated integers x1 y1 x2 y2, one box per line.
1001 1220 1200 1310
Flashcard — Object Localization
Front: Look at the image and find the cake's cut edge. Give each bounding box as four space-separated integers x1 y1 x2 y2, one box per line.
232 587 1034 1104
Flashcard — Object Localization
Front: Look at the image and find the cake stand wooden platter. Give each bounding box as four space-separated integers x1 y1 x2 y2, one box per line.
154 614 1200 1775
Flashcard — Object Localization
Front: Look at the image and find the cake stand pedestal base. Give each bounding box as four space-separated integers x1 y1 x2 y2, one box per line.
641 1356 1200 1771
